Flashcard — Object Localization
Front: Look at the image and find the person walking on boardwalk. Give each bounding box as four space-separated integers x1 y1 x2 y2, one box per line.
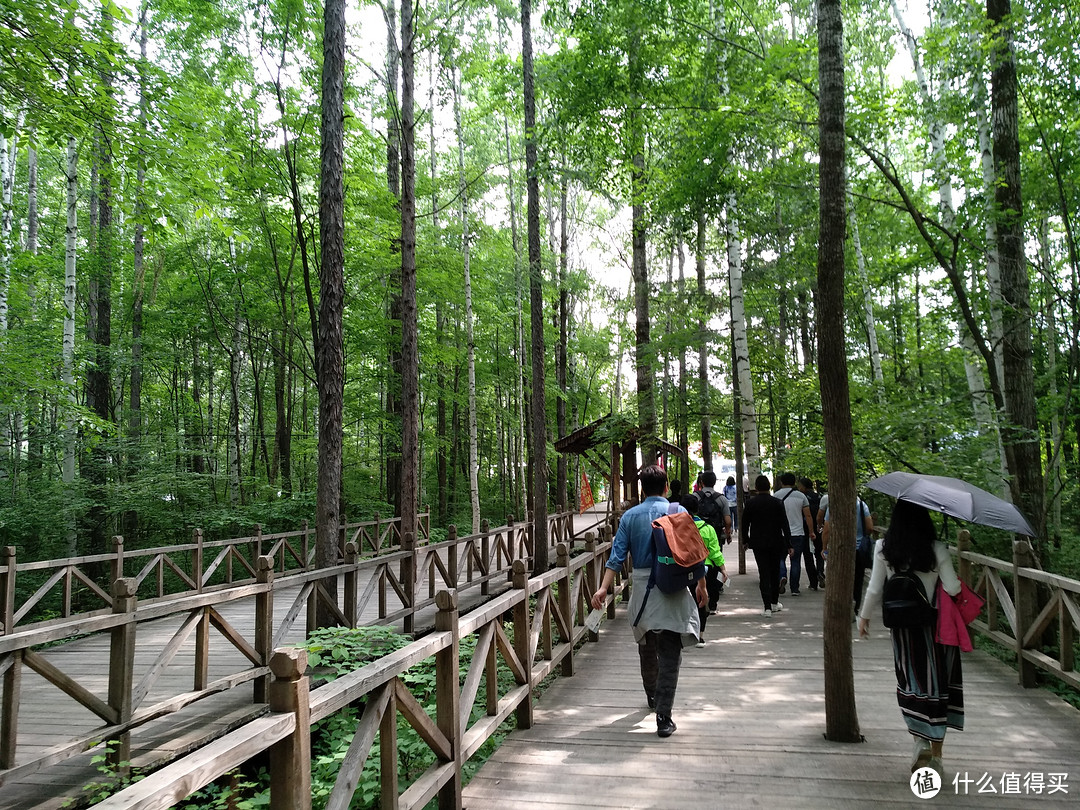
591 465 707 738
773 472 813 596
681 493 730 639
740 475 791 616
798 477 823 590
858 500 964 776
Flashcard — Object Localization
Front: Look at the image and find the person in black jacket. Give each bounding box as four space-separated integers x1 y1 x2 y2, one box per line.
740 475 792 616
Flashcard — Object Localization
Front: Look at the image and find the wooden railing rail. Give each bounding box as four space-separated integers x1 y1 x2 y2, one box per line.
0 506 610 787
953 530 1080 691
94 532 618 810
0 511 432 634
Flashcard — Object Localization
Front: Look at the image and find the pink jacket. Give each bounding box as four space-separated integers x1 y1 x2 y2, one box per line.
936 581 985 652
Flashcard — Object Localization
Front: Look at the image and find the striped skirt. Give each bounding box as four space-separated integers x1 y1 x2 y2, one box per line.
892 624 964 741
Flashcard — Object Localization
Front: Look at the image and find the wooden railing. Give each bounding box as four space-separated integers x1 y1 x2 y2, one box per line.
955 531 1080 691
0 507 604 791
94 534 621 810
0 512 432 632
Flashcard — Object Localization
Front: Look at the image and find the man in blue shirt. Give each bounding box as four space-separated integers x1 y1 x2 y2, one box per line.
591 465 707 738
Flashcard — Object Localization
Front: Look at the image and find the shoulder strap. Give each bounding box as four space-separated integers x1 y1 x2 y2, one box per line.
780 489 793 502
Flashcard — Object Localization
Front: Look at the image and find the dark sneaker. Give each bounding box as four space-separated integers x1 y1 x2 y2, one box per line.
779 576 787 595
657 715 677 738
646 693 655 710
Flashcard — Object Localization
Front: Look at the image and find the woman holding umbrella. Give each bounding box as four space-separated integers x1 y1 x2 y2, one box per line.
858 499 963 776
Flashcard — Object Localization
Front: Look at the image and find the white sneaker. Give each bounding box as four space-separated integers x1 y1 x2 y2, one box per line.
771 602 784 613
762 607 773 617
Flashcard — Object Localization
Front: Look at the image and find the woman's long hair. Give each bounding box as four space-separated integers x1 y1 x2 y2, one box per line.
882 499 937 572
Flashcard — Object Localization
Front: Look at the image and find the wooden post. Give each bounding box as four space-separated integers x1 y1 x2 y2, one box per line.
268 649 311 810
373 511 381 553
557 543 573 676
1014 539 1039 687
0 650 20 769
253 524 263 570
402 532 417 636
111 536 124 587
1062 593 1076 674
255 555 274 703
435 589 461 809
957 529 973 587
193 529 204 592
1 549 20 765
195 605 210 691
108 578 137 770
511 560 533 729
1 546 15 634
301 520 310 568
506 514 516 567
480 519 490 596
344 542 359 628
447 525 459 589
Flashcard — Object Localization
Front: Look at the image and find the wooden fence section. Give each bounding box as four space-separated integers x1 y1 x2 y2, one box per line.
0 507 605 793
93 536 622 810
956 531 1080 691
0 513 432 632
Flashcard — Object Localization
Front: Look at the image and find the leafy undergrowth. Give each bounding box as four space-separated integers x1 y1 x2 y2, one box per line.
72 622 569 809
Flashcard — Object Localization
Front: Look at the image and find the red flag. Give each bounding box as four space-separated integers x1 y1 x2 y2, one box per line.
579 470 595 513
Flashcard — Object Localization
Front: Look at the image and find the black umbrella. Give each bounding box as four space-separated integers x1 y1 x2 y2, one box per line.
866 471 1036 537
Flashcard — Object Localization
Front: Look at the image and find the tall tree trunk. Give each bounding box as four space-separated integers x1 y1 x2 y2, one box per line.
988 0 1045 545
0 109 22 336
432 50 448 527
504 115 528 520
63 135 78 555
727 198 759 477
400 0 420 546
817 0 860 743
25 134 42 478
385 0 403 516
315 0 347 620
696 212 712 470
227 240 243 507
522 0 548 571
453 62 480 535
557 174 569 511
628 23 656 467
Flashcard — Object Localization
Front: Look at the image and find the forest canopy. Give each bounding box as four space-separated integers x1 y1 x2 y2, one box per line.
0 0 1076 577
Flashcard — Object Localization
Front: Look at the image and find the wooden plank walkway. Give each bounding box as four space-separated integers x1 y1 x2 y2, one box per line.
0 506 612 809
463 553 1080 808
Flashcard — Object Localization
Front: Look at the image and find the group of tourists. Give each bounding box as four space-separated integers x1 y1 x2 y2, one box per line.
589 463 970 782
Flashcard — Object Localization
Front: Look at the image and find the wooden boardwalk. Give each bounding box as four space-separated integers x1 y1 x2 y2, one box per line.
0 507 610 810
463 554 1080 808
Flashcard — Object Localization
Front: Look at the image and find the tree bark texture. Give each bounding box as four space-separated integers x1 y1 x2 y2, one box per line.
988 0 1045 544
557 175 569 512
385 0 403 516
817 0 861 743
522 0 548 571
315 0 346 608
400 0 420 545
629 23 656 467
